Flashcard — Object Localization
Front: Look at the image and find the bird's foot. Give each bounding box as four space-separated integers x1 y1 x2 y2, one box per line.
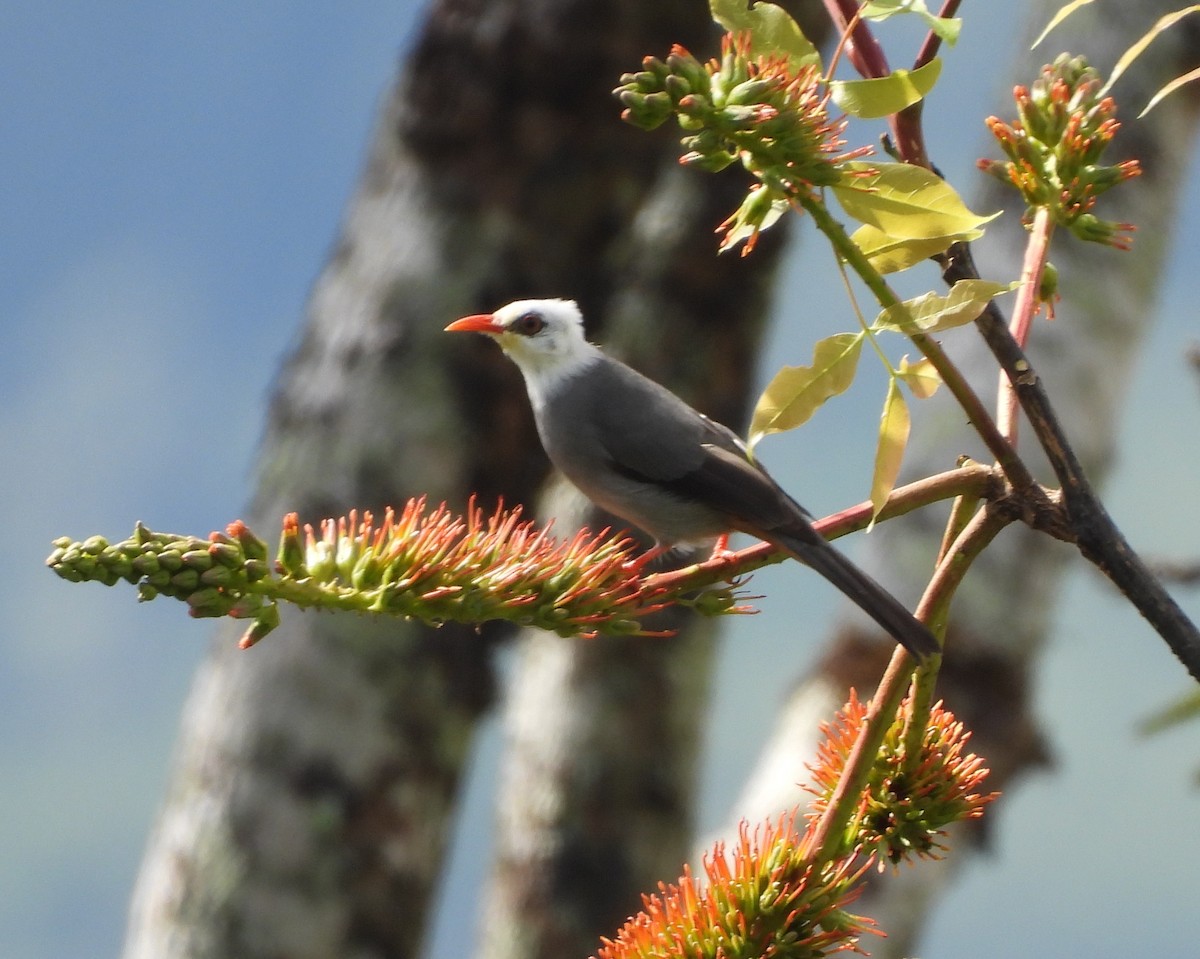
706 534 737 563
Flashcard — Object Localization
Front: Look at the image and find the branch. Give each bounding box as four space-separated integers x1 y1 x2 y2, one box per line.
996 205 1055 445
943 242 1200 680
643 462 997 593
807 504 1011 862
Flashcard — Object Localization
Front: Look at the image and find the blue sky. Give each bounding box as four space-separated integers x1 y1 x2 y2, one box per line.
5 4 1200 959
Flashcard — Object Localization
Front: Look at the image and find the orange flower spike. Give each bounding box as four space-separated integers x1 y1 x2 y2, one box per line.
51 495 767 646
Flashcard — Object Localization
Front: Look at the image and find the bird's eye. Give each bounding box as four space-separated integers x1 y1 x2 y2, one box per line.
512 312 545 336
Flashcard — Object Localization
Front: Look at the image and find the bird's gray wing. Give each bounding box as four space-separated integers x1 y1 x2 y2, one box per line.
585 359 811 538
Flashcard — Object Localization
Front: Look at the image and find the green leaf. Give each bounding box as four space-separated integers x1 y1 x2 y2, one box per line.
896 354 941 399
870 378 910 522
1103 5 1200 97
709 0 822 70
1139 689 1200 736
749 332 864 446
1141 64 1200 117
874 279 1013 334
849 223 983 274
832 162 998 239
830 58 942 119
860 0 962 44
1031 0 1095 48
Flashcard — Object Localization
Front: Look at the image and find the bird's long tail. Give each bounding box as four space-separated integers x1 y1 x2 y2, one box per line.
772 530 940 660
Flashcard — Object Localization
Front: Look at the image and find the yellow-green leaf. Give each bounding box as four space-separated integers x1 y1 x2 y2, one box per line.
749 332 863 446
896 354 941 399
1103 5 1200 97
1032 0 1095 48
1139 689 1200 736
874 279 1013 334
831 58 942 119
832 162 998 240
861 0 962 43
709 0 822 70
849 223 983 274
1140 64 1200 117
870 378 910 522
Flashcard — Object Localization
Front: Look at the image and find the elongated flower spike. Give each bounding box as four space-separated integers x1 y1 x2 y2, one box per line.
47 498 756 646
595 812 876 959
806 691 999 866
979 54 1141 248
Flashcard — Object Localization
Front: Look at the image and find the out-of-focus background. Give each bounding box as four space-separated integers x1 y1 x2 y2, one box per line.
5 4 1199 958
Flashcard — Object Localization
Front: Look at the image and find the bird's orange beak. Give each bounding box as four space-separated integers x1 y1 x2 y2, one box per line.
445 314 504 334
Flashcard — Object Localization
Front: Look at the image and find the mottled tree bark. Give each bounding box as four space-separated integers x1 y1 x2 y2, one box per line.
472 166 789 959
718 3 1200 957
120 2 797 957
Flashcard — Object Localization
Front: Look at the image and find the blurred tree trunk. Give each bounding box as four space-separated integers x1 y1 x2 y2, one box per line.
717 3 1200 957
120 2 812 958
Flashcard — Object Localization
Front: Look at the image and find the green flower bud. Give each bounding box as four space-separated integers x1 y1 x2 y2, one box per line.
243 558 270 583
721 104 765 129
52 563 84 583
676 93 711 120
207 542 244 568
680 128 725 157
132 552 160 576
82 535 109 555
200 565 234 588
681 149 736 173
170 569 200 591
725 78 773 107
690 587 738 615
229 522 270 563
663 73 692 104
142 569 172 589
1038 261 1059 303
180 548 214 572
641 54 670 82
665 50 708 93
237 604 281 648
72 554 97 577
186 587 230 615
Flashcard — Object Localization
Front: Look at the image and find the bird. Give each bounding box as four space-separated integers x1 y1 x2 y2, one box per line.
445 298 939 660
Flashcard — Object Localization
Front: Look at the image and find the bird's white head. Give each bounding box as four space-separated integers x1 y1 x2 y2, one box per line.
445 298 600 398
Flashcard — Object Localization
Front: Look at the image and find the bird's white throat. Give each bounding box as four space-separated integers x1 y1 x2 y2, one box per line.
512 346 602 413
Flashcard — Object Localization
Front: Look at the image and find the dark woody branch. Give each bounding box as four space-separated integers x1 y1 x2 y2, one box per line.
943 241 1200 680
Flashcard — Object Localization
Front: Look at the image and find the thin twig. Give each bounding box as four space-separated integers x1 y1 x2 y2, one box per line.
821 0 890 79
913 0 963 70
642 462 996 594
997 206 1055 445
